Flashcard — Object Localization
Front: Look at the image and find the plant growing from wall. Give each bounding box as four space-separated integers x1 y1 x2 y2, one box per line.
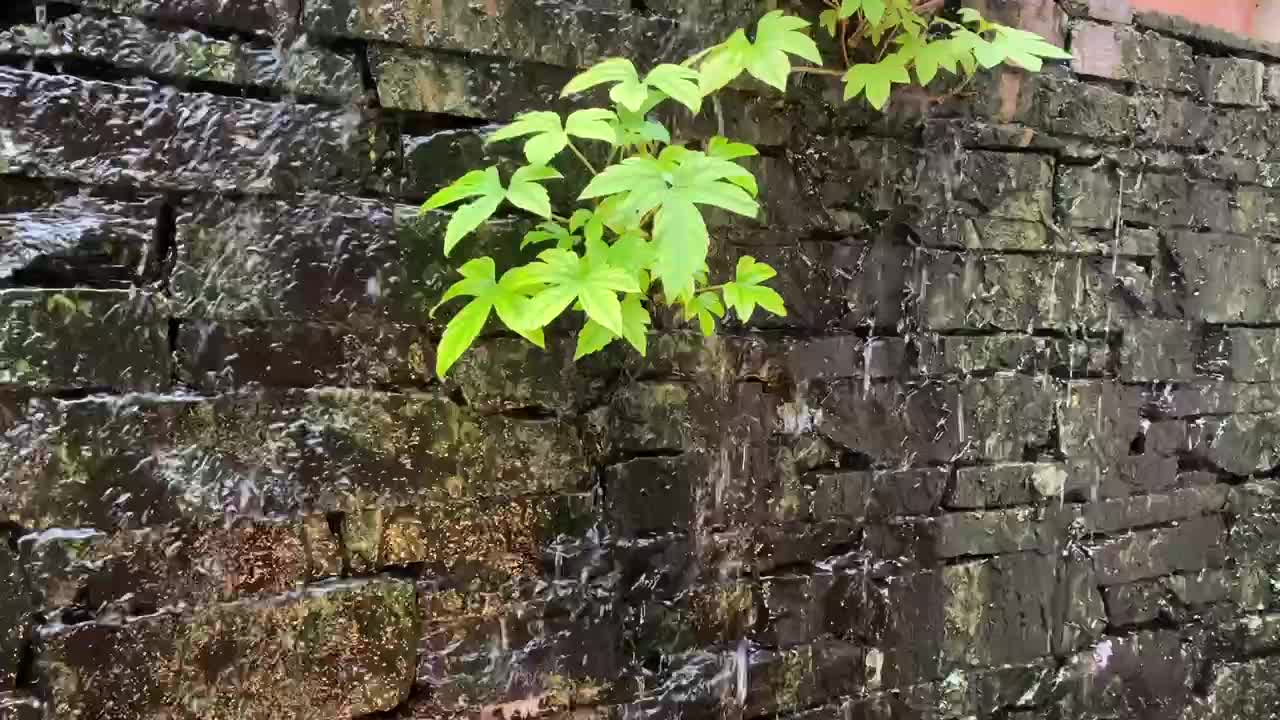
425 2 1070 377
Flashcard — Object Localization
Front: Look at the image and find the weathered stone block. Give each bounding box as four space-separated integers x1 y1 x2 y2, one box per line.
0 391 588 529
450 336 606 413
810 468 946 521
1071 22 1195 92
1058 381 1143 462
1062 0 1133 23
1198 56 1266 106
1045 630 1197 717
305 0 690 69
933 507 1063 557
1092 516 1227 585
833 237 911 330
1135 94 1213 148
1183 656 1280 719
1192 413 1280 476
947 462 1068 509
20 519 311 614
920 150 1054 222
0 192 158 288
0 542 31 692
177 320 435 391
0 290 168 392
61 0 298 37
1222 328 1280 381
605 383 698 454
922 252 1147 332
172 196 531 322
370 46 575 118
1119 319 1199 382
606 456 697 536
39 578 419 719
0 70 379 193
0 15 360 102
1037 75 1137 141
1082 485 1227 535
1066 455 1179 500
1267 65 1280 105
919 334 1106 375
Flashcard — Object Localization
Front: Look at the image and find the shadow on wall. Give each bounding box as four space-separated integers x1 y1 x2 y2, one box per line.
1132 0 1280 41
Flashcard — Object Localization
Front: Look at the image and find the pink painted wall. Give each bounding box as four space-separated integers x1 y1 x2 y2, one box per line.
1130 0 1280 41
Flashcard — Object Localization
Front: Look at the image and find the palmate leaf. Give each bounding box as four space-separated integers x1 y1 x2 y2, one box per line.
561 59 703 114
989 25 1073 72
518 248 640 335
488 109 617 165
579 147 759 297
422 165 562 255
683 290 725 336
843 54 911 109
696 11 821 94
574 295 651 359
432 257 546 377
721 255 786 323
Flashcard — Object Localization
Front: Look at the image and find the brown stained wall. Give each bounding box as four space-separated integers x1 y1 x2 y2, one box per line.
2 0 1280 718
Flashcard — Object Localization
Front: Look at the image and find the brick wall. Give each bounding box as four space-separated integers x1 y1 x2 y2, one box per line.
2 0 1280 718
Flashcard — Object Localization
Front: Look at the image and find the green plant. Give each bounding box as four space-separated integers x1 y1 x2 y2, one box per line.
425 3 1070 377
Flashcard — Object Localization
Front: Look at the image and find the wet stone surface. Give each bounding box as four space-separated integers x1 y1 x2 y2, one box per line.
0 1 1278 718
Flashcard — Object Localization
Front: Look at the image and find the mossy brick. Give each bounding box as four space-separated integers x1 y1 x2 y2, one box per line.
809 468 946 521
448 336 605 413
1166 232 1280 323
1062 0 1133 23
1058 381 1144 462
1189 413 1280 476
304 0 692 69
1198 57 1265 106
60 0 297 37
418 592 620 712
1118 319 1200 382
369 46 575 119
946 462 1069 509
1035 74 1138 141
0 290 168 392
1151 380 1280 416
779 336 907 383
19 519 311 614
0 69 380 194
1222 328 1280 381
0 693 41 720
0 192 158 288
406 494 593 585
302 513 342 579
38 577 419 720
604 382 699 454
1092 516 1227 585
177 320 435 391
0 542 31 692
0 15 360 103
921 252 1147 332
605 456 696 537
932 507 1066 558
1082 485 1227 535
919 149 1053 223
1185 656 1280 719
1041 630 1197 717
172 195 532 322
1071 21 1195 92
1134 94 1213 148
919 334 1107 375
0 390 588 529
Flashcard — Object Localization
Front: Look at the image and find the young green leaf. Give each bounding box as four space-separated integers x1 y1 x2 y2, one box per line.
683 291 725 336
696 11 820 94
521 220 577 249
819 8 838 36
707 136 759 161
644 64 703 113
988 25 1072 72
519 249 640 334
505 164 562 219
433 257 546 377
619 294 651 354
422 167 506 255
843 54 911 109
487 111 567 165
562 58 650 111
564 108 619 144
575 319 617 359
721 255 786 322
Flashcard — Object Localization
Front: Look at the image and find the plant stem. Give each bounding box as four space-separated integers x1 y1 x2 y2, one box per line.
567 140 599 175
793 66 845 77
